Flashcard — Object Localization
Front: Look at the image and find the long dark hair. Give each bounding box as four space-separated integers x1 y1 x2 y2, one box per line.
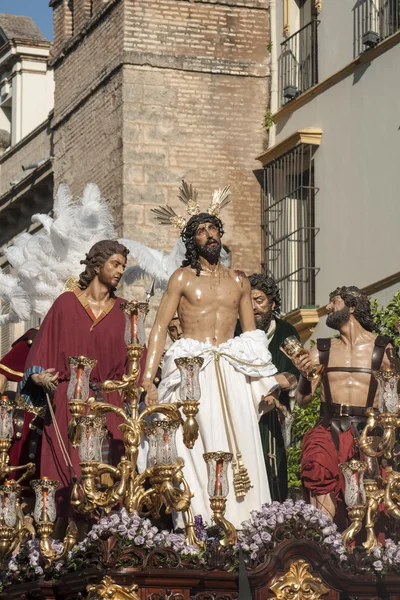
78 240 129 289
181 213 224 276
329 286 376 332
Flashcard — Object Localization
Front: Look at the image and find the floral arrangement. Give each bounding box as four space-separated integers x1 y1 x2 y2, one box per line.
370 538 400 574
4 500 400 590
77 508 197 556
237 499 347 563
1 510 198 589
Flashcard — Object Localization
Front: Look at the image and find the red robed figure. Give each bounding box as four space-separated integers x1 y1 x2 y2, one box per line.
20 289 129 516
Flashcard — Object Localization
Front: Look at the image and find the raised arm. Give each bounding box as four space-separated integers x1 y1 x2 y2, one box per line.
142 269 184 404
294 344 321 406
238 274 257 333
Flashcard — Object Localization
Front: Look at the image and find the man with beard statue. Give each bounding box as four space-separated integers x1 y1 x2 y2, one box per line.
293 286 392 522
19 240 129 519
143 189 283 528
247 274 300 501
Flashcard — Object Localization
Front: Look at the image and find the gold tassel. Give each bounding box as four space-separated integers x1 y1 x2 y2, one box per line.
237 452 252 494
232 458 246 498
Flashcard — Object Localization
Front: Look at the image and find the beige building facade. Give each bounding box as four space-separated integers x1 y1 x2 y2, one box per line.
258 0 400 339
0 14 54 357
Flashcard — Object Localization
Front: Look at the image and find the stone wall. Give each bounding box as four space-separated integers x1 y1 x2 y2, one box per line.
51 0 270 272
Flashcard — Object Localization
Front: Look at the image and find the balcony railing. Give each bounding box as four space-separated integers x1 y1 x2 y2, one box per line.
279 20 319 106
354 0 400 57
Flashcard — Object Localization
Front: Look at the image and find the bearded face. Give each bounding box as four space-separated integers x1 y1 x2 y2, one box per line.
196 238 222 263
326 304 350 330
251 289 274 332
195 222 222 264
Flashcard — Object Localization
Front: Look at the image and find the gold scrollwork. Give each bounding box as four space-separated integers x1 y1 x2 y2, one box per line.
270 559 329 600
87 576 140 600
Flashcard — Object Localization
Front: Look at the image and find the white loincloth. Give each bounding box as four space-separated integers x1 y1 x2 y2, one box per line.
157 330 278 529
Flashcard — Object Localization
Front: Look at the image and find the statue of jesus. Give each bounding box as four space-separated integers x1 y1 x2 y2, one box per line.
142 210 282 528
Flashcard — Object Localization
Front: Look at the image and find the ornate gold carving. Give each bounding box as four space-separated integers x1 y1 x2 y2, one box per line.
270 559 329 600
315 0 322 13
67 356 98 369
87 575 140 600
175 356 204 368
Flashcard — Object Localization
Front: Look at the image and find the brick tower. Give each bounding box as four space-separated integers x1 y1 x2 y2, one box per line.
49 0 270 271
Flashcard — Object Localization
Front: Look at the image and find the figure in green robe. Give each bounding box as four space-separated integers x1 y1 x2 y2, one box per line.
235 274 299 501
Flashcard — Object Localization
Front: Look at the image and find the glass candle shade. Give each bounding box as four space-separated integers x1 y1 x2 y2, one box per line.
121 301 149 345
144 424 158 468
153 420 180 465
67 357 97 401
203 451 232 498
76 416 105 462
374 368 400 414
0 481 20 527
31 477 59 523
175 357 204 401
339 460 367 507
0 396 14 440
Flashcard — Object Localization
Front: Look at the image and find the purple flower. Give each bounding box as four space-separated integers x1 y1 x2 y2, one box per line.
134 536 145 545
373 560 383 571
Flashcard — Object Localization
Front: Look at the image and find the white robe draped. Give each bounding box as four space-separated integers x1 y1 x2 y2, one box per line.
157 330 278 529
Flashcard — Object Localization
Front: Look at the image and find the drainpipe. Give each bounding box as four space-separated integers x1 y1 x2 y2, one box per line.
268 0 278 148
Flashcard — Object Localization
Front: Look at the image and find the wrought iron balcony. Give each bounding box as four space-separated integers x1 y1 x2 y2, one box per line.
279 20 319 106
354 0 400 57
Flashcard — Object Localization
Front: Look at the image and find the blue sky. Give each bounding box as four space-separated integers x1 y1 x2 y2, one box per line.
0 0 53 40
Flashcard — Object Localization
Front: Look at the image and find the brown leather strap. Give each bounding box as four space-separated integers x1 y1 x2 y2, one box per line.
366 335 392 408
317 339 333 411
320 403 367 418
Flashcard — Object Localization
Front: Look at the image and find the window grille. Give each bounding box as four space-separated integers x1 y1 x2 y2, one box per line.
279 20 319 106
354 0 400 57
261 144 319 315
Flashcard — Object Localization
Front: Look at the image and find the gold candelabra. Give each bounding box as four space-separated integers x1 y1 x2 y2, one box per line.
0 479 35 562
0 398 77 563
0 396 35 484
69 300 202 547
30 477 78 565
340 359 400 553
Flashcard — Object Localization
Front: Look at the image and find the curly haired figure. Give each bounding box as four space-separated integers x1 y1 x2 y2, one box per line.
291 286 393 523
142 210 287 528
19 240 129 523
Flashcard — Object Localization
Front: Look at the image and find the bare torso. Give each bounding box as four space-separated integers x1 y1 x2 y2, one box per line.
142 263 256 387
177 266 246 345
312 333 391 408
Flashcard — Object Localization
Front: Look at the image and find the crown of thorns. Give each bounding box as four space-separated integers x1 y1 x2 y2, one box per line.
151 180 231 232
